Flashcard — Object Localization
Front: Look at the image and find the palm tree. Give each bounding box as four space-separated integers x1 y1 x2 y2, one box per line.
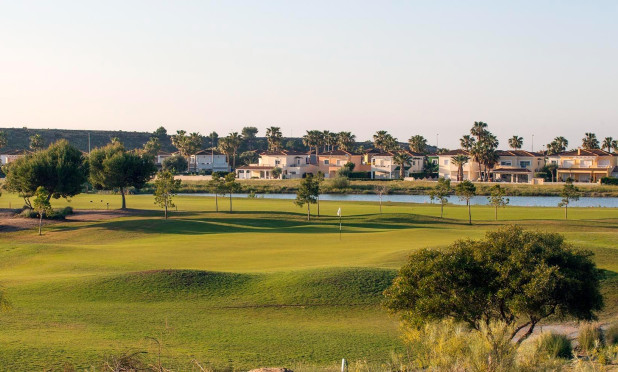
373 130 390 151
613 140 618 153
265 127 283 151
470 121 488 141
547 136 569 155
460 135 476 151
602 137 614 153
322 130 337 152
303 130 323 156
226 132 243 169
450 155 469 181
408 135 428 153
582 133 600 149
337 132 356 151
392 152 412 179
508 136 523 149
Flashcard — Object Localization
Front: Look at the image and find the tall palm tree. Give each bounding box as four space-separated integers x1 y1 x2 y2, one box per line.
470 121 488 141
450 155 469 181
373 130 390 151
226 132 243 169
322 130 337 152
470 144 484 181
408 135 428 154
508 135 523 149
217 137 234 168
602 137 614 153
546 136 569 154
392 152 412 179
265 127 282 151
582 133 600 149
337 132 356 151
613 140 618 154
460 135 476 151
303 130 323 156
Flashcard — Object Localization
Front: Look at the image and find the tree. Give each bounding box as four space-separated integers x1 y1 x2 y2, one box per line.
602 137 614 153
266 127 283 151
337 132 356 151
559 179 579 219
223 173 241 213
171 130 203 157
315 171 324 217
459 135 476 151
303 130 323 156
470 121 488 141
3 140 88 207
0 130 7 151
271 167 282 179
384 226 603 345
374 184 390 214
239 151 259 166
393 152 412 179
162 155 188 174
508 135 523 149
29 133 45 151
142 137 161 157
207 131 219 148
89 142 157 209
582 133 600 150
153 126 168 140
450 155 469 181
208 173 226 212
32 186 52 236
241 126 258 150
337 162 355 177
547 136 569 155
295 174 319 221
373 130 394 151
455 180 476 224
487 185 509 220
408 135 428 154
223 132 243 169
429 178 451 218
153 170 181 220
322 130 337 152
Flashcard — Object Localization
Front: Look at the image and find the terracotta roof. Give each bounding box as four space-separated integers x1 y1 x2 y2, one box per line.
372 150 425 157
491 168 532 173
557 167 614 172
496 150 543 157
236 165 276 170
557 149 617 157
157 151 172 156
260 150 309 156
319 150 358 156
439 149 471 156
194 149 225 155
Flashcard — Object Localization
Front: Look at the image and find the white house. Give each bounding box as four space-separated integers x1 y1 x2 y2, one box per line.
190 149 230 173
236 150 316 179
438 150 480 180
0 150 27 166
490 150 545 183
155 151 173 166
371 150 425 179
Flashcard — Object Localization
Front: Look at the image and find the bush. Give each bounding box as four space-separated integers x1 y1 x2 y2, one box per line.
347 171 371 179
536 332 572 359
579 323 605 352
19 206 73 220
329 176 350 190
600 177 618 185
605 323 618 345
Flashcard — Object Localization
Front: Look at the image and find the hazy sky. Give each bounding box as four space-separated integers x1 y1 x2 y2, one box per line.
1 1 616 149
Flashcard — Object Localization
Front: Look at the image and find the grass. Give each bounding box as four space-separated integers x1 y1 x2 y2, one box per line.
0 192 617 370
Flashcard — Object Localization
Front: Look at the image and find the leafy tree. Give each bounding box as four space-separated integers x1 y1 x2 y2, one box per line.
303 130 323 156
429 178 451 218
337 131 356 151
171 130 203 157
206 131 219 148
487 185 509 220
374 184 390 214
223 173 241 213
547 136 569 155
29 133 45 151
470 121 488 141
162 155 188 174
393 152 412 179
222 132 243 169
0 130 7 150
373 130 396 151
89 142 157 209
408 135 428 154
336 162 355 177
153 170 181 219
266 127 283 151
582 133 600 150
384 226 604 345
271 167 282 179
3 140 88 207
559 179 579 219
508 135 523 149
208 173 226 212
322 130 337 152
241 126 258 150
153 126 168 140
455 180 476 224
450 155 469 181
239 151 259 166
32 186 52 236
602 137 614 153
295 174 319 221
142 137 161 157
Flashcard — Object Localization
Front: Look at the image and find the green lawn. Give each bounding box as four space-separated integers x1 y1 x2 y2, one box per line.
0 193 617 370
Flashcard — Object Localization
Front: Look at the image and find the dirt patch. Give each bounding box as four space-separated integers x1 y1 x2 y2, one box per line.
0 209 136 232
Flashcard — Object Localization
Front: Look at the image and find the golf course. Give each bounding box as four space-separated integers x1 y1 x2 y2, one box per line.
0 193 617 370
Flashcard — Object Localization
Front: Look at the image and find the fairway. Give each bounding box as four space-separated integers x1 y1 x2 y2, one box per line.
1 193 617 370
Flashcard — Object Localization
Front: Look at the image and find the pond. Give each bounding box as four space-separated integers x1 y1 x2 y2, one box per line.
183 193 618 208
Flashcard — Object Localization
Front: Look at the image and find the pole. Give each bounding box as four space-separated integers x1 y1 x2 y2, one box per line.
339 211 342 240
531 134 534 152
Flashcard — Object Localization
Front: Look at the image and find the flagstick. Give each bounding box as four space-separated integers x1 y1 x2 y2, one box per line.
339 211 342 240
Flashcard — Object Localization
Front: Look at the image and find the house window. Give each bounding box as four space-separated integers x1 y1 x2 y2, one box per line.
500 161 512 166
519 161 531 168
431 159 438 165
324 159 329 165
275 159 281 166
443 159 449 165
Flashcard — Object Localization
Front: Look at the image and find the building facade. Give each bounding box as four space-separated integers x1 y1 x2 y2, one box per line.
547 149 618 182
236 150 316 179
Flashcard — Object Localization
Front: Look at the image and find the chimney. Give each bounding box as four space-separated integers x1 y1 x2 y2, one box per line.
578 148 581 155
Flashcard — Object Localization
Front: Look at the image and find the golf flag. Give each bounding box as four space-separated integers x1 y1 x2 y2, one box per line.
337 207 342 240
337 208 341 216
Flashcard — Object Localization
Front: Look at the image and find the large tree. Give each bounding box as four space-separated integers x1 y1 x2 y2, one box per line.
3 140 88 206
266 126 283 151
223 132 243 169
508 135 523 150
384 226 604 345
602 137 614 153
582 133 600 150
408 135 428 154
393 152 412 179
337 132 356 151
450 155 469 182
29 133 45 151
302 130 323 156
546 136 569 155
171 130 203 157
241 126 258 150
459 135 476 151
89 142 157 209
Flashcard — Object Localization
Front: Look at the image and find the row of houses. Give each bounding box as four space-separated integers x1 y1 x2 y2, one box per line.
2 147 617 183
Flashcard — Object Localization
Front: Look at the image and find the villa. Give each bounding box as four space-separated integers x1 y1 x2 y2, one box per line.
547 148 618 182
190 149 230 173
236 150 316 179
490 150 545 183
317 150 371 178
438 150 480 181
0 149 27 166
371 150 425 179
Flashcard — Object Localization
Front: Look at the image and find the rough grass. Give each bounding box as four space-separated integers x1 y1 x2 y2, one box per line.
0 193 616 370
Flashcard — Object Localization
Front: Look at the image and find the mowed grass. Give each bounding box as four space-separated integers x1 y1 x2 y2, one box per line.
0 193 617 370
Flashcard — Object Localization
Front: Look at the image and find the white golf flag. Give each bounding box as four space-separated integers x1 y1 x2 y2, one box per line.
337 208 341 216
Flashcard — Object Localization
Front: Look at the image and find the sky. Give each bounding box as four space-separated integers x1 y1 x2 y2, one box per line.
0 1 616 149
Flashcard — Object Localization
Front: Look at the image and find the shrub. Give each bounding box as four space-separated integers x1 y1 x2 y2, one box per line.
536 332 572 359
19 206 73 220
329 176 350 190
601 177 618 185
579 323 605 352
605 323 618 345
347 171 371 179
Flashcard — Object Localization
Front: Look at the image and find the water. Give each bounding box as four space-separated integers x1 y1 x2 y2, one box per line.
182 193 618 208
